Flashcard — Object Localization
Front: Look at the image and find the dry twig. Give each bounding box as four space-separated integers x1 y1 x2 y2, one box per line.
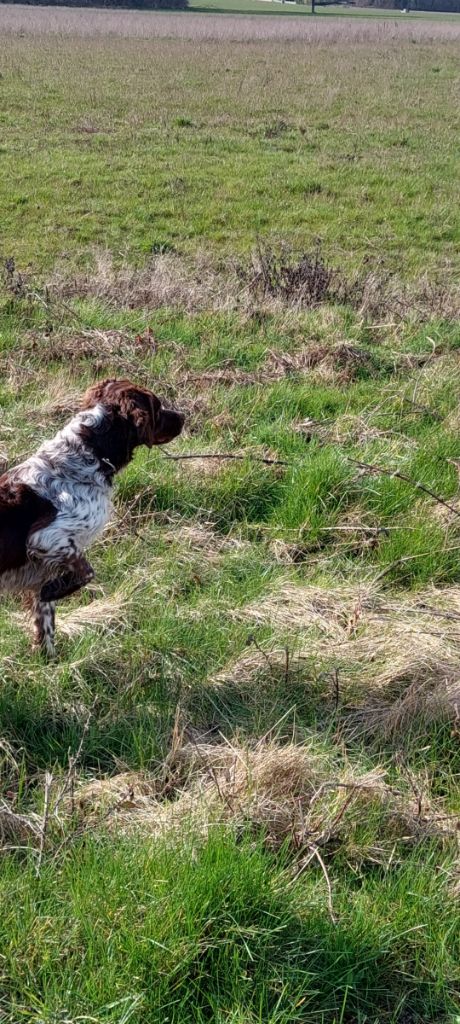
348 457 460 517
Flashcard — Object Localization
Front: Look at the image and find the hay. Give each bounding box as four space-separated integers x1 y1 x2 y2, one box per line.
68 739 458 864
58 592 127 638
229 581 460 737
0 802 41 848
13 592 127 640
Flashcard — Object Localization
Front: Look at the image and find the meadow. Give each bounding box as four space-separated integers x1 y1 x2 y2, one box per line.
0 10 459 1023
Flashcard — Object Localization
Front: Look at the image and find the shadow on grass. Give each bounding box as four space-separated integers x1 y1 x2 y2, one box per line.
0 677 178 775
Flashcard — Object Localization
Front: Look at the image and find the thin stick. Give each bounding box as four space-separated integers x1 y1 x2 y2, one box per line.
36 771 53 877
53 702 95 818
348 457 460 517
333 667 340 712
402 397 443 423
311 845 337 925
162 452 289 467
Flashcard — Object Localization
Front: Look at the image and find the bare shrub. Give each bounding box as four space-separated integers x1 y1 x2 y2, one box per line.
246 242 337 308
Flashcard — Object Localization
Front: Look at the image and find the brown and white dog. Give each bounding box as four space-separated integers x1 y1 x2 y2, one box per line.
0 379 184 656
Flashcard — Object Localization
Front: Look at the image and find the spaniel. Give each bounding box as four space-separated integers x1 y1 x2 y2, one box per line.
0 379 184 656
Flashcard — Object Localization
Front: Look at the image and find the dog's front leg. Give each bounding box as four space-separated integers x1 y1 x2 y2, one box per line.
29 595 56 658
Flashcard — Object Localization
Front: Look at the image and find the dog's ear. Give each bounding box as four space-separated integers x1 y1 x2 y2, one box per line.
121 390 161 448
81 380 162 448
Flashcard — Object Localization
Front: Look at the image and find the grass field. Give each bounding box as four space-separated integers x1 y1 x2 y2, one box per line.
188 0 460 17
0 10 460 1024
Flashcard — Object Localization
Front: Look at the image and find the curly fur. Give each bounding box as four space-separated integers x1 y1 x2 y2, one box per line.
0 379 184 655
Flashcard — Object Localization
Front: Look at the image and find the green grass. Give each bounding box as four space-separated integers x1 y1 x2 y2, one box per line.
190 0 460 17
0 30 459 271
0 22 460 1024
0 833 458 1024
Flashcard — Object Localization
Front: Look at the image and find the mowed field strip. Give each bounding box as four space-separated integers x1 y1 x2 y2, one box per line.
0 9 459 1024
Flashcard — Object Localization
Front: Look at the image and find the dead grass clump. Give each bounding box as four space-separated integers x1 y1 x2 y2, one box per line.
13 592 127 641
22 326 148 375
357 270 460 323
71 771 158 822
348 669 460 741
52 251 239 314
326 414 418 453
237 580 373 638
58 592 127 639
177 454 229 479
266 342 375 384
163 520 248 561
0 802 41 848
69 740 457 866
270 519 387 564
233 581 460 738
17 373 81 424
270 538 321 563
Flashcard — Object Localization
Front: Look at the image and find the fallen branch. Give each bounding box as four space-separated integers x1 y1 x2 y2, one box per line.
348 457 460 517
162 451 289 467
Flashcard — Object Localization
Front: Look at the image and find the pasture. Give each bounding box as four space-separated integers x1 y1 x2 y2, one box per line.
0 10 459 1023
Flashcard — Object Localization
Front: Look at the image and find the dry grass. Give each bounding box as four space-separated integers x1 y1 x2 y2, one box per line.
1 5 460 41
223 582 460 737
53 251 242 314
58 592 128 638
296 413 421 453
0 801 41 847
163 520 248 558
12 592 128 641
66 738 458 867
49 250 460 321
24 325 152 373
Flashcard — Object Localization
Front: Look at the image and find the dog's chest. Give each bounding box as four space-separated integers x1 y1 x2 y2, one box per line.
61 482 113 548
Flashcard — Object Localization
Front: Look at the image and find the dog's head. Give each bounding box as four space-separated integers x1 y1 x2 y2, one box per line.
81 379 184 449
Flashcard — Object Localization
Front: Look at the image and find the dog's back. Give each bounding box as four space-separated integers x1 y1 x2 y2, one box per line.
0 474 57 576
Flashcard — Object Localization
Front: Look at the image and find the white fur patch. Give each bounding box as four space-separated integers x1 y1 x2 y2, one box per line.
1 403 113 595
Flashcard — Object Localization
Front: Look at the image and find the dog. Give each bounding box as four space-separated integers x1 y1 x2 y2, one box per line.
0 379 184 656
